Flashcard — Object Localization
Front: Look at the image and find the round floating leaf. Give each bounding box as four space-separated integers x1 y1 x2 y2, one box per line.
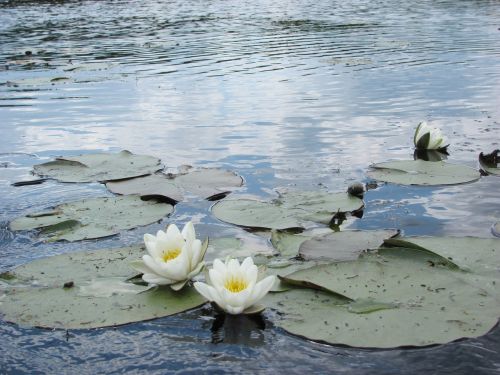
299 229 399 261
106 174 183 203
174 168 243 200
367 160 480 186
383 236 500 275
9 195 173 241
212 199 302 230
270 228 333 258
207 235 274 261
212 192 363 230
33 150 162 183
106 168 243 202
268 248 500 348
78 277 155 298
0 246 206 329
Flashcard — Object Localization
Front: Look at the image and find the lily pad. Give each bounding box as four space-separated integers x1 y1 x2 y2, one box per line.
173 168 243 200
207 235 274 261
106 174 183 203
268 247 500 348
367 160 480 186
270 228 333 258
299 229 399 261
9 195 173 241
0 246 206 329
383 236 500 275
212 191 363 230
106 168 243 202
33 150 162 183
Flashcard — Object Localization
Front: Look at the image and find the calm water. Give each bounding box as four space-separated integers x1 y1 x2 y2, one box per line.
1 0 500 373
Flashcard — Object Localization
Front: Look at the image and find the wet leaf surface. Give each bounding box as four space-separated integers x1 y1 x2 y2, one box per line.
9 195 173 241
33 150 162 183
367 160 480 186
0 246 205 329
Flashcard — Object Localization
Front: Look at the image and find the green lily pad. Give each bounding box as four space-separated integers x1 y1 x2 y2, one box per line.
211 191 363 230
383 236 500 275
106 174 183 202
299 229 399 261
207 235 274 261
78 277 155 298
0 246 206 329
9 195 173 241
106 168 243 202
173 168 243 200
270 228 333 258
33 150 162 183
367 160 480 186
267 247 500 348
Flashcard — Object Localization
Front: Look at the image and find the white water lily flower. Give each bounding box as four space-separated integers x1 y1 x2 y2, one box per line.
130 222 208 291
194 257 275 315
414 121 447 150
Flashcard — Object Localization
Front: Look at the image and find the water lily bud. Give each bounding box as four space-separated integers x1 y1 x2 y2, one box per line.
347 182 365 198
413 121 447 150
194 257 275 315
130 221 208 291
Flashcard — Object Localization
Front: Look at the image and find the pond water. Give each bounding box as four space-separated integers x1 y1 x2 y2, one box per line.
1 0 499 373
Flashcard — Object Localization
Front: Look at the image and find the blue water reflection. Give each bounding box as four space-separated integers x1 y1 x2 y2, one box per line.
1 0 500 373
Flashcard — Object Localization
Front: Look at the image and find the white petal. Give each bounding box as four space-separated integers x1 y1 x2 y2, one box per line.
187 262 204 279
166 223 182 239
181 221 196 245
227 258 241 274
144 234 159 258
142 254 168 278
209 268 225 289
245 264 258 285
240 257 254 272
162 250 190 281
189 239 203 269
221 287 251 311
213 258 227 274
194 282 215 301
225 304 244 315
194 282 222 305
247 275 275 308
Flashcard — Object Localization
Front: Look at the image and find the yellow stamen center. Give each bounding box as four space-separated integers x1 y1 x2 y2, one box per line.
162 248 181 262
224 276 247 293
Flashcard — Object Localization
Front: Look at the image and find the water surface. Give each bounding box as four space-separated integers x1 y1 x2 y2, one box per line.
1 0 500 373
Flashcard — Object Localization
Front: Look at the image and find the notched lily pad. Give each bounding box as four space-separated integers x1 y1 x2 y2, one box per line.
382 236 500 274
106 174 183 203
174 168 244 200
367 160 480 186
212 191 364 230
33 150 162 183
106 168 243 202
267 246 500 348
299 229 399 261
9 195 173 241
0 246 206 329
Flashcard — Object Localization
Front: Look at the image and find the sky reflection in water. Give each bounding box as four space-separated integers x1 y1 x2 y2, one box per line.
0 0 500 373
